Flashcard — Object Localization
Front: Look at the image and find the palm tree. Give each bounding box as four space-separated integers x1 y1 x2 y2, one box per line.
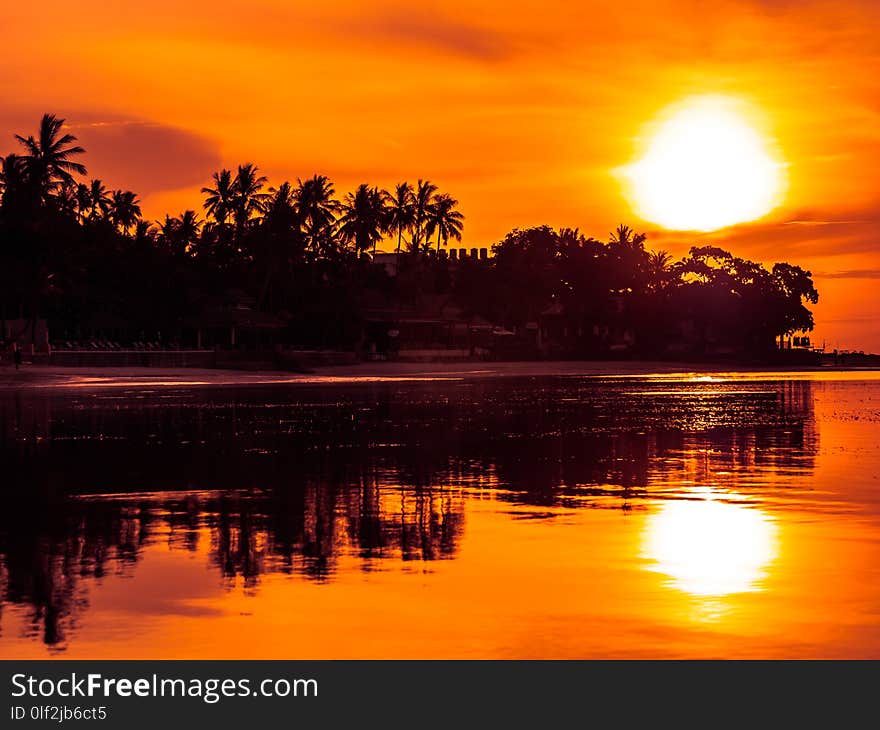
608 224 646 250
202 168 235 226
176 210 201 252
74 183 91 222
14 114 86 205
157 215 178 247
157 211 200 256
609 224 650 293
410 179 437 253
647 249 673 293
426 193 464 254
557 227 584 250
257 182 303 308
384 182 415 255
264 181 298 232
337 184 387 255
55 181 79 219
231 163 269 231
109 190 141 234
86 179 112 221
0 154 21 190
0 154 29 216
294 174 338 255
133 220 156 246
648 249 672 273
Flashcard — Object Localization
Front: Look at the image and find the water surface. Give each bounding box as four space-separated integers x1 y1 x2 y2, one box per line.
2 370 879 658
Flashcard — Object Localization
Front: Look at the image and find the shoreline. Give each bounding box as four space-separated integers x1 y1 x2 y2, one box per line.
2 360 879 389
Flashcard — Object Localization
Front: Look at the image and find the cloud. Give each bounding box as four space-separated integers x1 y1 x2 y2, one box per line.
347 11 518 62
641 206 880 264
0 110 222 197
71 120 222 196
815 268 880 279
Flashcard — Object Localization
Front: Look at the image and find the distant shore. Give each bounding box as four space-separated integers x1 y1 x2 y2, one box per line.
2 360 879 390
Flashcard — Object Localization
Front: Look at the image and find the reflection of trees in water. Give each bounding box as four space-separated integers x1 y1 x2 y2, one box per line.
486 380 818 504
0 379 818 498
0 377 817 647
0 476 465 647
0 500 144 648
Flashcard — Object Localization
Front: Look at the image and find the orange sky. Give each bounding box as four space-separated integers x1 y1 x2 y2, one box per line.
2 0 879 351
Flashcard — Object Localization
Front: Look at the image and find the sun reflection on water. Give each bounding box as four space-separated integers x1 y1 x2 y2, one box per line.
643 492 778 598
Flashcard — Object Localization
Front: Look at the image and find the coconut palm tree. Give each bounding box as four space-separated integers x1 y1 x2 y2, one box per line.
231 163 269 231
426 193 464 254
74 183 91 222
263 182 298 233
14 114 86 205
557 227 585 250
157 211 201 256
384 182 415 255
176 210 201 252
255 182 304 308
294 174 338 255
157 215 178 246
109 190 141 234
86 179 112 221
608 224 647 250
647 249 673 292
410 179 437 253
0 154 21 198
337 184 387 255
202 168 235 226
648 249 672 273
54 181 79 219
0 154 32 219
133 220 156 247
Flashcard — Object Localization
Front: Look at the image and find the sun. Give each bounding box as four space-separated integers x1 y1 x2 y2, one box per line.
622 95 786 232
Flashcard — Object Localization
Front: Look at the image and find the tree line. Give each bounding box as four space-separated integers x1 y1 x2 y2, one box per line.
0 114 819 356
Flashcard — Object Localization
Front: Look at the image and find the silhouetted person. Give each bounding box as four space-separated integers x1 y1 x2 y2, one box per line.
12 343 22 370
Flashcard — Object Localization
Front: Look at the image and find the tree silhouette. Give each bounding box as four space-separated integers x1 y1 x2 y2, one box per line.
256 182 304 308
133 220 156 246
85 180 112 221
294 174 338 256
337 184 387 255
0 154 29 218
608 224 646 249
231 163 269 233
427 193 464 253
109 190 141 234
157 211 201 256
0 112 824 363
263 182 298 235
14 114 86 207
410 179 437 254
202 168 236 227
385 182 415 255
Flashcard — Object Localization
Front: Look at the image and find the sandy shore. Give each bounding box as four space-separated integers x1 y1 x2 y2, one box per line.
0 360 876 390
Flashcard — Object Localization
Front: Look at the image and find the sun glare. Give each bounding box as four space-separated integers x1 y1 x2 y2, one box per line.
622 96 786 232
643 496 778 597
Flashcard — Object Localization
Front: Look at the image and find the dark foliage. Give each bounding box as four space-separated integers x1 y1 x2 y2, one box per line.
0 114 818 355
